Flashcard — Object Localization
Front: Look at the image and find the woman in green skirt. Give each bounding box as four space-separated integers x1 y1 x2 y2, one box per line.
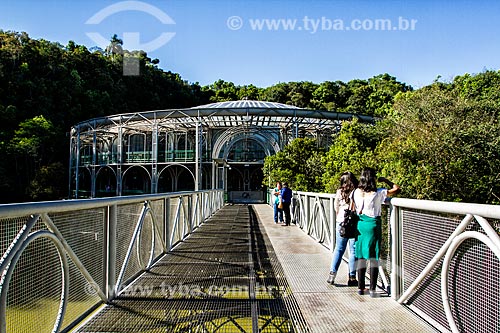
353 167 400 297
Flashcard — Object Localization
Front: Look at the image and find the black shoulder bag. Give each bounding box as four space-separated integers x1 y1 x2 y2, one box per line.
339 193 359 239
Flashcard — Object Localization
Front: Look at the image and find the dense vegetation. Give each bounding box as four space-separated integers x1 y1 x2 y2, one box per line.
0 31 209 202
264 73 500 204
1 31 499 204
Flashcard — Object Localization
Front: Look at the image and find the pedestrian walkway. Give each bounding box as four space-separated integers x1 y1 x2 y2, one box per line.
73 204 437 332
74 204 308 332
253 204 437 332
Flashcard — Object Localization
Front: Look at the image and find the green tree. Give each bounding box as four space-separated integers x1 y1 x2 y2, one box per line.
367 74 412 116
28 162 66 201
287 81 318 108
263 138 325 192
237 84 261 100
260 83 290 104
311 81 347 110
345 79 372 114
206 80 239 102
8 115 58 200
105 34 124 57
0 31 205 202
377 81 500 203
322 118 379 192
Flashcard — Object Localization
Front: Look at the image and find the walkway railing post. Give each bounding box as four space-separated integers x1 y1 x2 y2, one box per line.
164 197 171 251
329 196 335 252
390 203 403 300
188 194 193 234
305 194 310 234
197 192 202 226
105 204 117 301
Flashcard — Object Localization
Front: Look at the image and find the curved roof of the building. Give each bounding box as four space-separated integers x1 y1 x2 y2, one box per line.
71 100 374 133
193 100 300 110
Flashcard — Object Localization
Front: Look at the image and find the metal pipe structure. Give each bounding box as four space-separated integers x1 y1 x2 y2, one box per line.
441 231 500 333
69 100 375 200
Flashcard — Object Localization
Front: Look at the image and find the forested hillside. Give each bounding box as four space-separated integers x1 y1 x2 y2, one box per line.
264 72 500 204
0 31 211 202
2 30 498 204
0 31 410 203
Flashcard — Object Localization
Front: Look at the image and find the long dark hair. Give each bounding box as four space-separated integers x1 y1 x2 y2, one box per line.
358 167 377 192
340 171 358 203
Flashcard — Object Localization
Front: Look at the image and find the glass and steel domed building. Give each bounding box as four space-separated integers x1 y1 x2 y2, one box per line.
69 100 374 202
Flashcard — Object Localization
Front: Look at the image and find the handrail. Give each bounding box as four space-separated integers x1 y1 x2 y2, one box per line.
390 197 500 219
0 191 215 219
0 189 224 333
3 189 499 332
285 190 500 333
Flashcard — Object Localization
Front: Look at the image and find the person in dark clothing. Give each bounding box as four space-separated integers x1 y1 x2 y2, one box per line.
280 182 293 226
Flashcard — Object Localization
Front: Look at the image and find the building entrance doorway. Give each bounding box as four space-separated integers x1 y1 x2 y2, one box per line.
227 164 265 203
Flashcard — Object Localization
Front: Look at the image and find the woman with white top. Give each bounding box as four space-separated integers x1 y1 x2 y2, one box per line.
353 167 400 297
327 171 359 286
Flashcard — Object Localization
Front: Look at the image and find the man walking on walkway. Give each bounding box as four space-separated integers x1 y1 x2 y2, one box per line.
280 182 293 226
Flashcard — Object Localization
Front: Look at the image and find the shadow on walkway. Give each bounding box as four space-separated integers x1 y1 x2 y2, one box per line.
76 205 309 332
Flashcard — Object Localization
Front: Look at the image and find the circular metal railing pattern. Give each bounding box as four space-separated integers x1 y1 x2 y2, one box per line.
0 190 224 333
0 231 69 333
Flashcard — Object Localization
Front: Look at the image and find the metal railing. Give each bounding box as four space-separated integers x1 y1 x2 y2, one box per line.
290 191 336 250
276 190 500 333
390 198 500 333
0 190 224 333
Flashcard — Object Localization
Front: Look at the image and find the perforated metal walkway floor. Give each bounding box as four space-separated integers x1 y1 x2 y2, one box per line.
75 205 308 332
74 204 436 332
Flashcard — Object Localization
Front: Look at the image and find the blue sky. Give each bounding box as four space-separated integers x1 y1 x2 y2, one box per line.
1 0 500 88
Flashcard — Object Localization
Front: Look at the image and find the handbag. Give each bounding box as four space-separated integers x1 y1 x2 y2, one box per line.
339 193 359 238
278 200 283 209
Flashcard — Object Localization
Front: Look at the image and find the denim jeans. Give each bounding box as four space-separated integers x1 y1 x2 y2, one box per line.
273 202 283 222
330 224 356 276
